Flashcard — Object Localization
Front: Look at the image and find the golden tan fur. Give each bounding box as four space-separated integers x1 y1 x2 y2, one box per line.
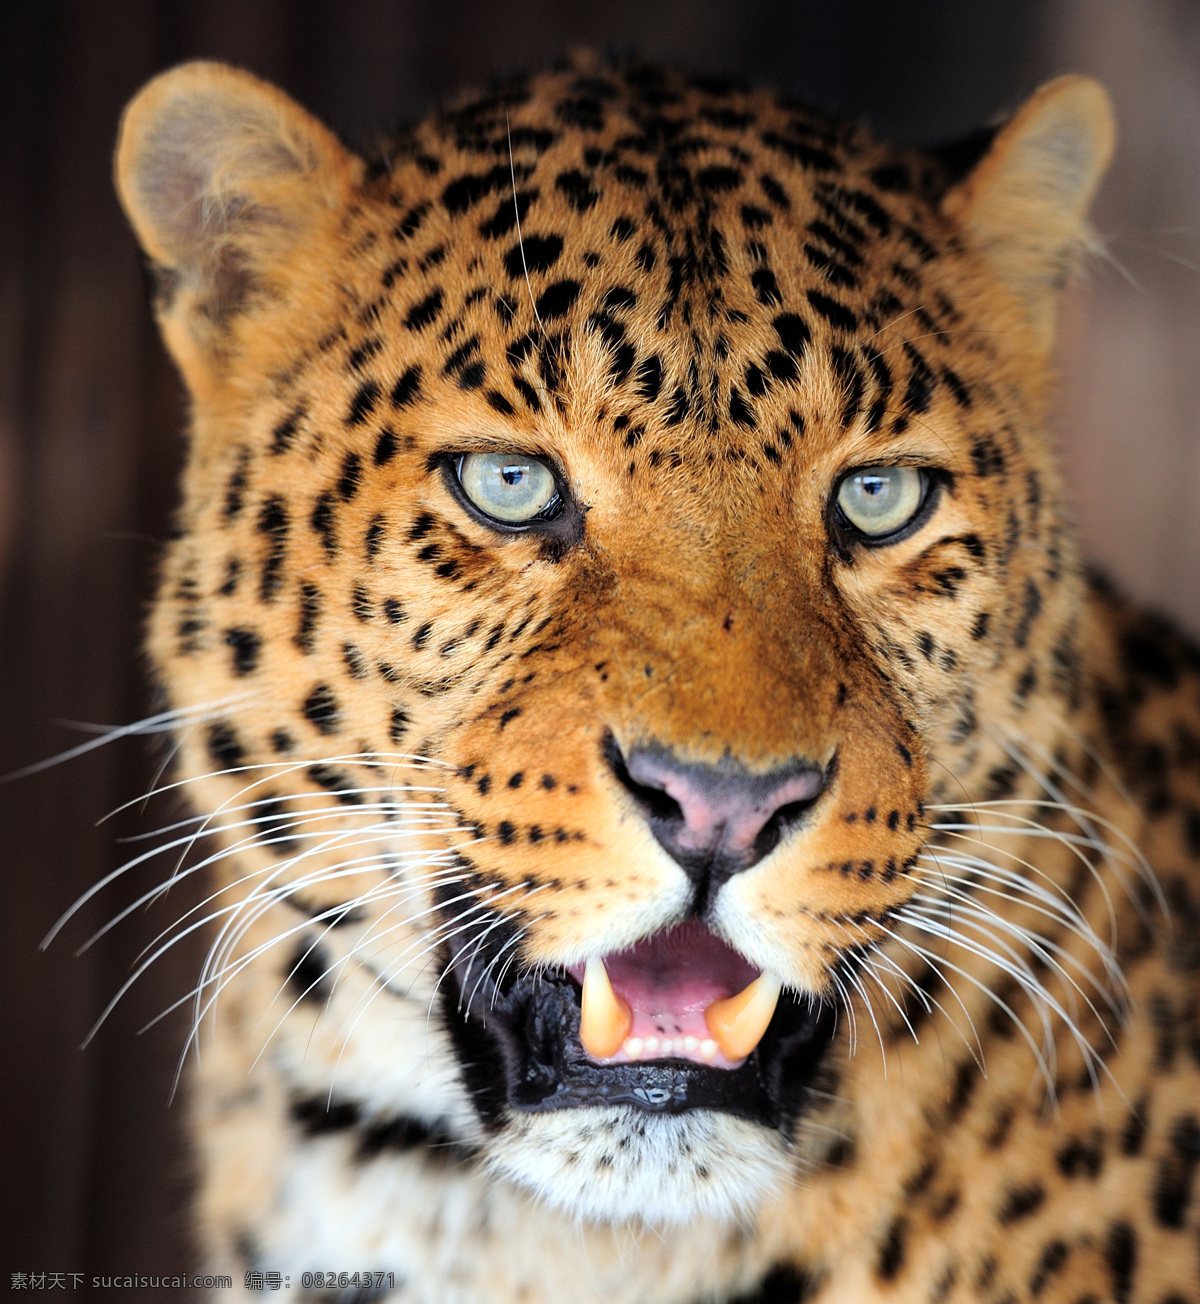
112 55 1200 1302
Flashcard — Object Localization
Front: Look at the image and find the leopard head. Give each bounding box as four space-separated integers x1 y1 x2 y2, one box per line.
115 57 1113 1224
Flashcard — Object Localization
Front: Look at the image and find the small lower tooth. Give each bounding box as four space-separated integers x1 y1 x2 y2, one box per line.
660 1038 674 1055
683 1035 699 1053
644 1036 660 1053
625 1037 644 1060
700 1038 718 1062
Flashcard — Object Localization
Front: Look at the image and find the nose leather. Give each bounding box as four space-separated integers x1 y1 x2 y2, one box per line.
608 737 827 881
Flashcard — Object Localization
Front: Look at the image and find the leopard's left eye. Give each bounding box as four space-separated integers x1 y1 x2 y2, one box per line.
836 465 925 539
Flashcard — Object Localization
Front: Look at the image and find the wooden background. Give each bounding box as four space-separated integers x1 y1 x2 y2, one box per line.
2 0 1196 1290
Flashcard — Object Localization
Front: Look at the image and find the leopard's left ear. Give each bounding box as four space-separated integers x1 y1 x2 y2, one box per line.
942 75 1115 352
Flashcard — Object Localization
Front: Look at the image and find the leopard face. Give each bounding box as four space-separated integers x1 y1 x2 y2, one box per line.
115 57 1114 1227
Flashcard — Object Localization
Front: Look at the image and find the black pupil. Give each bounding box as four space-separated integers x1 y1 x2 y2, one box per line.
862 476 886 496
502 465 526 486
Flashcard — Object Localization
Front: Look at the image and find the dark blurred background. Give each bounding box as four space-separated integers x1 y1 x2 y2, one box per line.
2 0 1198 1290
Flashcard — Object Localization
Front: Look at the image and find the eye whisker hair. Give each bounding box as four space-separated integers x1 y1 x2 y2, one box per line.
165 851 476 1084
67 808 461 958
2 694 259 785
122 850 466 1047
324 886 537 1089
99 750 449 825
928 791 1164 929
836 957 891 1075
908 878 1126 1032
875 919 1056 1096
990 732 1165 916
914 845 1123 971
825 968 859 1059
46 751 455 950
505 106 543 335
890 898 1128 1109
459 899 549 1019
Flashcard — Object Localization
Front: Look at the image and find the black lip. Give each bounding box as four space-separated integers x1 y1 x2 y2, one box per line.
440 938 839 1130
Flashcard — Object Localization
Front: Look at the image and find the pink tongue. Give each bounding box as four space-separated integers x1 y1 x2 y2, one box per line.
569 920 759 1067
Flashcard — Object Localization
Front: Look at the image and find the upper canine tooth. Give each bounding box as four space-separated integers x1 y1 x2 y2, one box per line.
704 972 782 1061
579 956 633 1059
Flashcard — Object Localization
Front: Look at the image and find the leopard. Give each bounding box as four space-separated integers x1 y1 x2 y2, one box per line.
107 51 1200 1303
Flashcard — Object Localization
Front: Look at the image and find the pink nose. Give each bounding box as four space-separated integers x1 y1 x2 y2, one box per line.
608 737 828 880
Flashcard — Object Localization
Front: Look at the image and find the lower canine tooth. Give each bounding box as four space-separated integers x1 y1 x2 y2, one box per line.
580 956 633 1058
704 972 782 1060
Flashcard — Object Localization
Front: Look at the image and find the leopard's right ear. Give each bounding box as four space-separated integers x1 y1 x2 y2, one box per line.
115 62 361 395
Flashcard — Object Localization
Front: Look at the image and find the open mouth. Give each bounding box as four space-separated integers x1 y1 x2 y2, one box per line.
443 918 838 1129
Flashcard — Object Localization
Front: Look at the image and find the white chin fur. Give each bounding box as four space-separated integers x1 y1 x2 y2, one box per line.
488 1107 789 1226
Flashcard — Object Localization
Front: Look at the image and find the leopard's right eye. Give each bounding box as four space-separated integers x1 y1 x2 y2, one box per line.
456 452 560 524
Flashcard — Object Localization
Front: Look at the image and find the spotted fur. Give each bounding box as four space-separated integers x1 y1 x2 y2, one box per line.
110 55 1200 1303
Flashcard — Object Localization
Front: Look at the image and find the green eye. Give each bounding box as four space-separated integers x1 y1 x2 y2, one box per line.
457 452 559 524
836 466 925 538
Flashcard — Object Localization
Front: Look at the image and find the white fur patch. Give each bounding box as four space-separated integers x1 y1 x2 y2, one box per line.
240 1123 760 1304
491 1106 791 1225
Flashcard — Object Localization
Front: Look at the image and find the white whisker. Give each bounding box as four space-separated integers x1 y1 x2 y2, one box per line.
2 695 258 784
